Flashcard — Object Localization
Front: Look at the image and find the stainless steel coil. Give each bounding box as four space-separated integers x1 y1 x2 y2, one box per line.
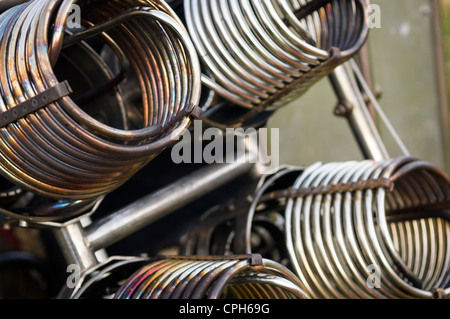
0 0 201 202
113 255 309 299
184 0 369 127
57 254 309 299
244 157 450 299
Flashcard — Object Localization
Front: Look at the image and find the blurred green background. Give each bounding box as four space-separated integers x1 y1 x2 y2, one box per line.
268 0 450 172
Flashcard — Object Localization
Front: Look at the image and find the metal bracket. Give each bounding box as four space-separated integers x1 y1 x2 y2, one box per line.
0 81 72 128
259 177 395 202
153 253 264 267
155 102 203 139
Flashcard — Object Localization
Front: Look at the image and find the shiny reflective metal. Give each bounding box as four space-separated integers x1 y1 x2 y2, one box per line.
57 254 310 299
60 254 308 299
180 166 302 262
245 157 450 299
182 205 290 263
1 0 448 302
0 36 130 222
0 0 201 206
57 255 150 299
84 148 261 253
10 135 266 273
184 0 369 127
329 59 412 161
330 62 390 161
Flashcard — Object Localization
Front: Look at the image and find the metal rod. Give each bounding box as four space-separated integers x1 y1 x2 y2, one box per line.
431 0 450 171
62 8 166 48
53 221 98 271
355 45 376 121
329 63 390 161
85 147 261 252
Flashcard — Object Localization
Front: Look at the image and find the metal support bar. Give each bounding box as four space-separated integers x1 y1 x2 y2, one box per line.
48 131 268 270
85 138 265 252
431 0 450 171
85 159 256 252
329 63 390 161
53 221 98 271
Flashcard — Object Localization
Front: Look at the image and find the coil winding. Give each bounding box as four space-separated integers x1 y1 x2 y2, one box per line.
0 0 201 202
244 157 450 299
114 255 309 299
57 255 310 299
184 0 369 127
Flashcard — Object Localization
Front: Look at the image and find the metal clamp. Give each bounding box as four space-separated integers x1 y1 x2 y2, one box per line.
260 177 394 202
0 81 72 128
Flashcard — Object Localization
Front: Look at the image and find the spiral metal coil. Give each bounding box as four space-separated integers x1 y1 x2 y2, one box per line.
184 0 369 127
57 255 309 299
0 36 129 221
244 157 450 299
0 0 201 202
114 255 309 299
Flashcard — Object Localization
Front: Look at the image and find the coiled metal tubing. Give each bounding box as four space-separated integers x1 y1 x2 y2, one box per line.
57 254 309 299
245 157 450 299
0 0 201 204
0 30 128 221
184 0 369 127
113 255 309 299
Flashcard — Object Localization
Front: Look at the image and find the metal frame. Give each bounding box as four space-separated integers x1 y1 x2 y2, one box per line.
329 63 390 161
46 134 269 270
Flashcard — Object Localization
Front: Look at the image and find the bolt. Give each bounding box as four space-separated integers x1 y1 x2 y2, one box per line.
334 101 353 117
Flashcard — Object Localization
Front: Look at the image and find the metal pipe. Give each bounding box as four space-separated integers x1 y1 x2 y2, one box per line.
53 221 98 271
355 44 376 121
431 0 450 171
329 63 390 161
86 150 260 252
